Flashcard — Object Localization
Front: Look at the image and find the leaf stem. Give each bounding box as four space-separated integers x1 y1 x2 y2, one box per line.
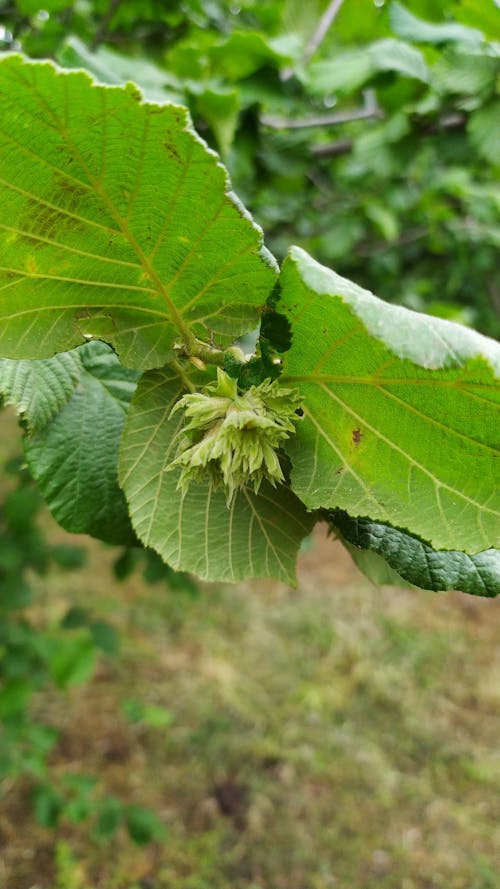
174 338 226 367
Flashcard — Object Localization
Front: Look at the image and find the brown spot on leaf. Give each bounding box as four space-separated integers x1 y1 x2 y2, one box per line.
352 428 363 446
164 142 181 163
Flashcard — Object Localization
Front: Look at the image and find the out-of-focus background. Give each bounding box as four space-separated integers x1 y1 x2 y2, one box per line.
1 0 500 886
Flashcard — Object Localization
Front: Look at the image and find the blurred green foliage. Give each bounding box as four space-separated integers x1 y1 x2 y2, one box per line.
0 452 167 844
1 0 498 336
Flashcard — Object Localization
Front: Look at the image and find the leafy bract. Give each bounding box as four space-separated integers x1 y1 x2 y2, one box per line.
0 55 276 369
279 247 500 554
0 342 138 543
118 367 314 584
331 511 500 597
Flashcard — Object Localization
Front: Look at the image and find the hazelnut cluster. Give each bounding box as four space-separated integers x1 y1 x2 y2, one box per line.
170 368 302 503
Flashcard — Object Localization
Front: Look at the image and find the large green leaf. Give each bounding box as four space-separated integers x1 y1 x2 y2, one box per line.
0 342 138 544
279 247 500 554
118 367 314 584
331 511 500 597
0 55 276 369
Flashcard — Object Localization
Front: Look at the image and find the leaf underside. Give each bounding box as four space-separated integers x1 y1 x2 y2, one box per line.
331 511 500 597
0 342 138 543
118 367 315 584
280 247 500 554
0 54 276 369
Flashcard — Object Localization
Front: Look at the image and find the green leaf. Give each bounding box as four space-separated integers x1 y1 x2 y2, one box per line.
279 247 500 554
50 543 86 570
89 620 120 655
32 784 64 829
468 101 500 165
0 678 33 716
57 36 183 105
125 804 167 845
433 50 498 96
47 632 96 688
389 2 483 45
0 55 276 369
452 0 500 40
306 38 428 95
332 511 500 596
369 39 429 83
210 31 300 80
0 350 82 432
192 87 240 160
17 0 73 12
343 540 412 587
95 797 123 839
118 367 314 584
305 48 373 95
0 341 138 544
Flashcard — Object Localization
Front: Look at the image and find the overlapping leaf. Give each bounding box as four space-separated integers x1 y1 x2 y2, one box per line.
0 55 276 369
118 367 314 584
279 247 500 554
331 511 500 596
0 350 82 431
0 342 138 543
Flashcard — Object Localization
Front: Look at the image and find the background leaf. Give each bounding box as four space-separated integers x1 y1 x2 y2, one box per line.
306 38 428 96
389 2 483 45
468 101 500 165
432 50 498 96
279 247 500 554
0 55 276 369
58 36 183 104
119 366 314 584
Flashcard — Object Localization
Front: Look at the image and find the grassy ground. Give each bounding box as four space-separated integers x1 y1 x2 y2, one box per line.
1 411 500 889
